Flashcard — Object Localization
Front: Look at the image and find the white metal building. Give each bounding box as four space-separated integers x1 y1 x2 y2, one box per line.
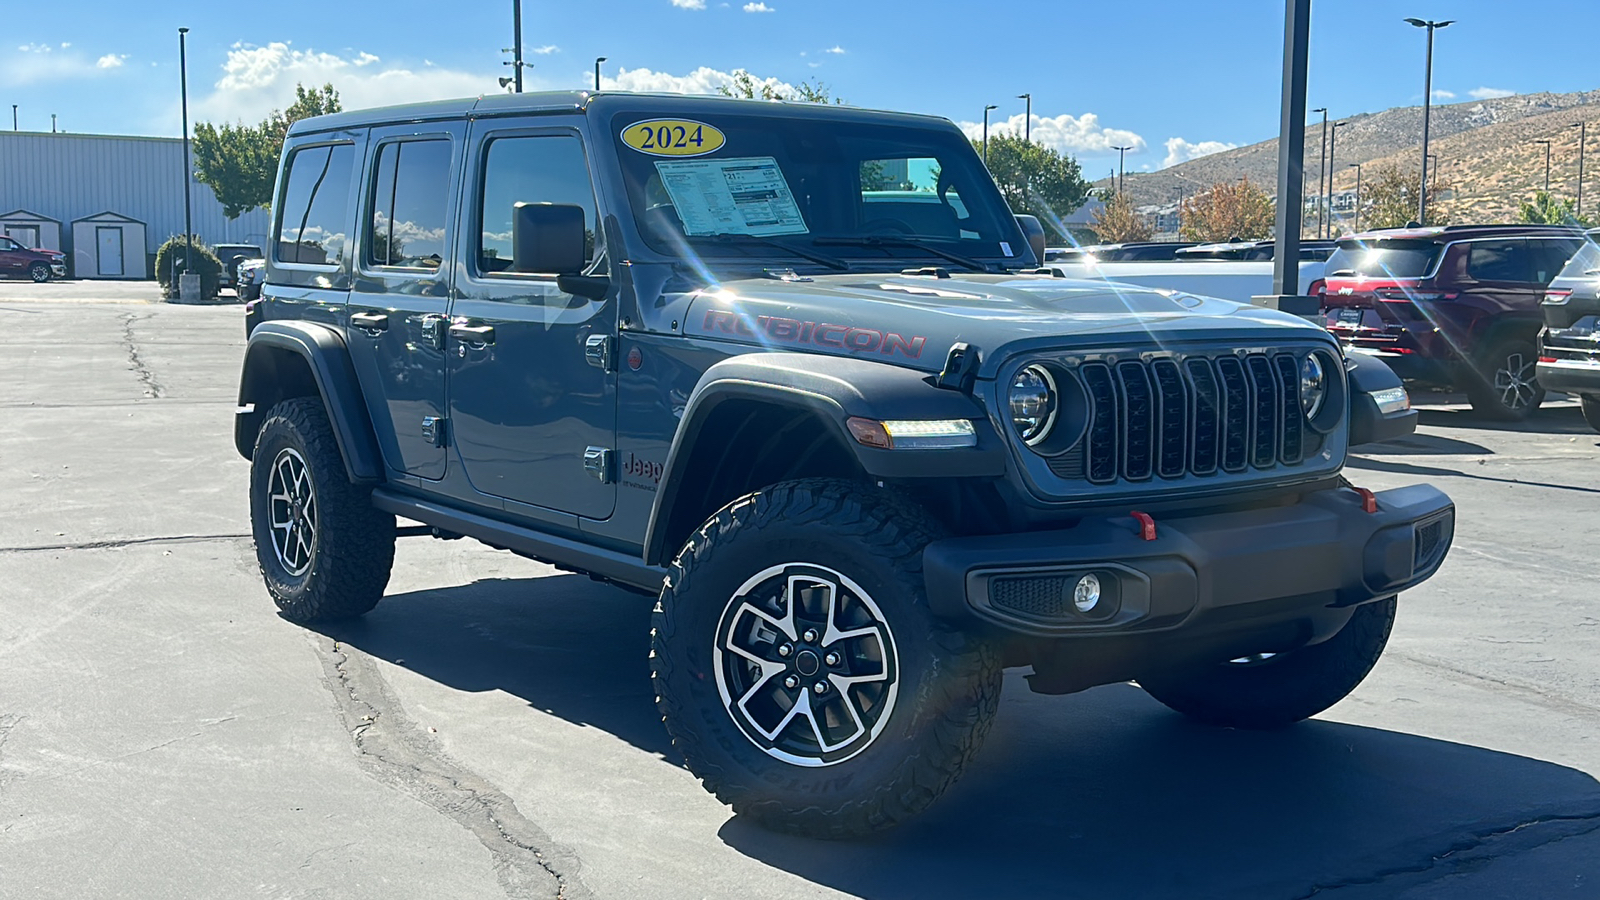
0 130 271 278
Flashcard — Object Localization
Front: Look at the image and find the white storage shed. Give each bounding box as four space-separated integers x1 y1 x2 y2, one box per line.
71 212 148 280
0 209 63 252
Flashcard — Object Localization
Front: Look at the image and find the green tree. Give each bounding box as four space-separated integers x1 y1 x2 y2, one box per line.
1178 177 1275 241
973 134 1092 239
193 83 343 219
1359 164 1452 229
1518 190 1595 226
1090 191 1154 242
717 71 838 104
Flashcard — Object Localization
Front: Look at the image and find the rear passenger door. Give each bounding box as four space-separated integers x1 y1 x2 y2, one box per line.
347 123 464 481
1463 238 1542 324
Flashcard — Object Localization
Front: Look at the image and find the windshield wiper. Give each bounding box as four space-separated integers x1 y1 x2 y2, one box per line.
703 233 849 271
813 236 990 273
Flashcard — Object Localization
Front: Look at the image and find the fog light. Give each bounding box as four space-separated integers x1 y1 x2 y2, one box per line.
1072 573 1101 612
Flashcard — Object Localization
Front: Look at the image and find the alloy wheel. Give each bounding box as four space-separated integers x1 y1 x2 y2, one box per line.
1493 350 1539 411
267 447 318 576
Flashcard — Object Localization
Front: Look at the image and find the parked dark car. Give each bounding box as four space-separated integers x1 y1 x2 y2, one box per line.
214 243 264 291
1046 241 1199 263
1321 224 1584 419
1175 239 1338 261
0 234 67 282
1536 229 1600 432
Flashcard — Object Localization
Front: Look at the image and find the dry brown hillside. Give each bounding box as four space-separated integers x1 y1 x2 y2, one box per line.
1111 90 1600 226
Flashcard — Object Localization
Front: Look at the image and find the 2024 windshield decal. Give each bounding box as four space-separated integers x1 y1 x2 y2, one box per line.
701 309 926 360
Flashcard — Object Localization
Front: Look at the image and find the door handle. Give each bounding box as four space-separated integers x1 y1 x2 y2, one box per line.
449 322 496 344
350 311 390 332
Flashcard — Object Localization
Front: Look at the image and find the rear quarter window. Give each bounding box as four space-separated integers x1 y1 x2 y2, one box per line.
276 143 356 266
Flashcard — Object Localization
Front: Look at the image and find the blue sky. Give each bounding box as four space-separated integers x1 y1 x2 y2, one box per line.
4 0 1596 175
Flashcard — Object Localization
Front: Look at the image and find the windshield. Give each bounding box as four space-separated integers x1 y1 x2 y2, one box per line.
611 111 1022 267
1326 240 1441 278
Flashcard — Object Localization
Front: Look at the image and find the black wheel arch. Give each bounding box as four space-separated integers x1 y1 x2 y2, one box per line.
235 321 384 484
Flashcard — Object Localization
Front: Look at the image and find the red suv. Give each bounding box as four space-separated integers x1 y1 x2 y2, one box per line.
0 234 67 283
1321 224 1584 419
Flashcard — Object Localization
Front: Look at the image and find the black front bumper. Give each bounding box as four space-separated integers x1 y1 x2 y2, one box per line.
923 483 1454 642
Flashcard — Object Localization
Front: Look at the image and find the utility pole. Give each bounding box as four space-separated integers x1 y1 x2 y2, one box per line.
178 27 194 278
1112 145 1133 195
1572 121 1588 219
594 57 607 92
1350 163 1363 232
1269 0 1311 303
1312 107 1327 239
1327 121 1346 237
982 104 997 165
11 105 16 131
1017 93 1031 143
512 0 524 92
1533 139 1552 193
1406 17 1453 224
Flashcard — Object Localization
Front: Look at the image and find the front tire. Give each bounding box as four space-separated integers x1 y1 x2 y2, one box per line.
28 262 51 283
249 398 395 622
651 478 1001 838
1582 396 1600 434
1466 338 1544 420
1138 597 1397 729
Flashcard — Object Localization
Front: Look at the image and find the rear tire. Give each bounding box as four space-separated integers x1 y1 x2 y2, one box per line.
1582 396 1600 434
650 478 1001 838
249 398 395 622
28 262 51 283
1138 597 1397 729
1466 338 1544 420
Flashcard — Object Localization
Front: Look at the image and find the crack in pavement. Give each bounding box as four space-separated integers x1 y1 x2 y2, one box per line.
0 533 252 554
312 634 590 900
1292 810 1600 897
120 312 163 399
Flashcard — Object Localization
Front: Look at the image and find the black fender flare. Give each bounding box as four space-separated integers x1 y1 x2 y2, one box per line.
642 352 1006 566
234 321 385 483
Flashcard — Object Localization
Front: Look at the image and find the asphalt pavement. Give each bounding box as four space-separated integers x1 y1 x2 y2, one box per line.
3 281 1598 899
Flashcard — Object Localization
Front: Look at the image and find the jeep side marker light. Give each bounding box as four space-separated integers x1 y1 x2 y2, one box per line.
1369 386 1410 415
846 418 977 450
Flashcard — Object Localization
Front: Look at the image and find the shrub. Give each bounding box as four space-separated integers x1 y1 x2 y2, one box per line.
154 235 224 299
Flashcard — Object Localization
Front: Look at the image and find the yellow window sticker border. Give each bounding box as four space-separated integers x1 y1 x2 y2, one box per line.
620 119 725 157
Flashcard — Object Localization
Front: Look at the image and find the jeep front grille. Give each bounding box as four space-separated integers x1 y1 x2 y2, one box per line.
1049 351 1316 484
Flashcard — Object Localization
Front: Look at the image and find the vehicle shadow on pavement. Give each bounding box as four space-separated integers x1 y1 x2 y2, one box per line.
1415 402 1596 436
1354 433 1494 456
1345 455 1600 495
721 684 1600 899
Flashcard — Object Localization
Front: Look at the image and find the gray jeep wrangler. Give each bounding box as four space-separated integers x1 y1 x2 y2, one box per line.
236 91 1453 838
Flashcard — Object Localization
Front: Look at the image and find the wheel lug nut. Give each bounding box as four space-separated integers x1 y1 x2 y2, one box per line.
803 629 818 643
777 643 793 657
784 675 798 689
812 681 828 695
824 652 840 667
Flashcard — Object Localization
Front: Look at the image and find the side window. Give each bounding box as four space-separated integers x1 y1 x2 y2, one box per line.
478 135 597 275
1531 240 1580 284
366 140 452 270
276 143 355 266
1466 239 1532 283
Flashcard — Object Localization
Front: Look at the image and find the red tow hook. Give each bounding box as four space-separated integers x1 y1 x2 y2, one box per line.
1130 510 1157 541
1352 486 1379 514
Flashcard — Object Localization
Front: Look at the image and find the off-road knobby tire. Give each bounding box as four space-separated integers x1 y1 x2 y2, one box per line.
1582 396 1600 434
249 398 394 622
28 262 51 283
1466 338 1545 421
650 478 1001 839
1138 596 1398 730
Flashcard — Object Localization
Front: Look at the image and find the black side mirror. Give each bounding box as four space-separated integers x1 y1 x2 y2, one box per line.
1014 214 1047 265
513 202 586 275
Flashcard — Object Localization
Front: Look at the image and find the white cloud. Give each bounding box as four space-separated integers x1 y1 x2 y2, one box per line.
957 112 1145 157
1431 89 1455 100
744 1 774 10
2 43 124 86
96 54 127 70
1470 86 1515 100
600 65 797 98
1162 136 1237 168
190 42 495 124
60 42 71 49
532 45 560 55
671 0 706 8
825 45 845 54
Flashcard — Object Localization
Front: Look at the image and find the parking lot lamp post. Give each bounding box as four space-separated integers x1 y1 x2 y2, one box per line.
1017 93 1031 143
11 105 16 131
1270 0 1311 300
512 0 524 93
1572 122 1587 219
178 27 194 277
1327 121 1346 236
594 57 607 92
1112 145 1133 195
1406 17 1452 224
982 104 997 165
1349 163 1362 232
1312 107 1327 238
1534 139 1552 194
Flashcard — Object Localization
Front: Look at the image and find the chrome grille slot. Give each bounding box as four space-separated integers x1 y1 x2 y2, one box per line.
1116 361 1155 481
1246 355 1279 469
1274 354 1305 464
1216 356 1250 473
1082 363 1119 484
1185 358 1221 476
1152 359 1188 479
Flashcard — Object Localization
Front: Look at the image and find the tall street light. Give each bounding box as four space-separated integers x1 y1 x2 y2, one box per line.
1349 163 1363 232
1327 120 1346 237
982 104 997 165
1570 121 1587 218
1533 139 1552 193
1112 145 1133 195
511 0 524 92
1406 17 1453 224
178 27 194 278
594 57 607 91
1017 93 1031 143
1269 0 1312 302
10 105 16 131
1312 107 1327 239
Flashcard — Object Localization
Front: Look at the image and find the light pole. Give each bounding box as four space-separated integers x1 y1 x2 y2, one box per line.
178 27 194 279
1112 144 1133 195
1533 139 1552 193
1327 120 1346 237
511 0 524 93
50 113 57 133
982 104 997 165
1312 107 1327 239
1406 17 1453 224
1572 121 1587 219
10 105 16 131
1349 163 1362 232
594 57 607 92
1017 93 1031 143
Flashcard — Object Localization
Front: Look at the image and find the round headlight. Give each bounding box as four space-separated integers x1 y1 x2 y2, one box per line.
1008 365 1057 444
1300 353 1326 419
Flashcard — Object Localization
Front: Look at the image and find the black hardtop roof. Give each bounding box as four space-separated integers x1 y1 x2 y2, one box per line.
286 90 957 138
1337 223 1585 244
